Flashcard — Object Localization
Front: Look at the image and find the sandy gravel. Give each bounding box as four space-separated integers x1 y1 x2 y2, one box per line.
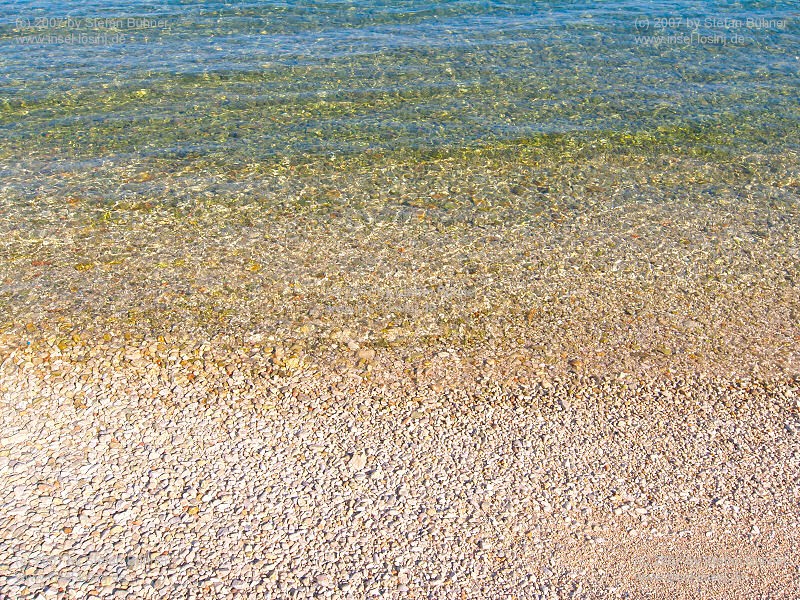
1 334 799 598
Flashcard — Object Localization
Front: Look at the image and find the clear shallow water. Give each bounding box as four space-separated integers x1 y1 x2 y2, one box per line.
1 2 799 379
1 0 798 168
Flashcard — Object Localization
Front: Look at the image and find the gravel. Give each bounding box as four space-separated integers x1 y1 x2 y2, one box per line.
1 340 798 598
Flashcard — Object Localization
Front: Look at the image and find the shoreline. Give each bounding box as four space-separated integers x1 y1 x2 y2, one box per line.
3 152 799 380
1 151 799 597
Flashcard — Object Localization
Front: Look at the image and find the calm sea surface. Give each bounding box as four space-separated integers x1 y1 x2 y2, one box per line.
1 0 798 171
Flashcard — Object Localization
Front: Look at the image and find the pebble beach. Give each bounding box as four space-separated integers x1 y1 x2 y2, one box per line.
2 151 799 598
2 0 800 597
1 334 799 598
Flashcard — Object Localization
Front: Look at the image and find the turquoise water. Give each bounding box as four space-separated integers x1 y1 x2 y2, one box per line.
1 1 798 168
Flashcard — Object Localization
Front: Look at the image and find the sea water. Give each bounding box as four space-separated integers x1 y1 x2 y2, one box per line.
1 0 797 172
